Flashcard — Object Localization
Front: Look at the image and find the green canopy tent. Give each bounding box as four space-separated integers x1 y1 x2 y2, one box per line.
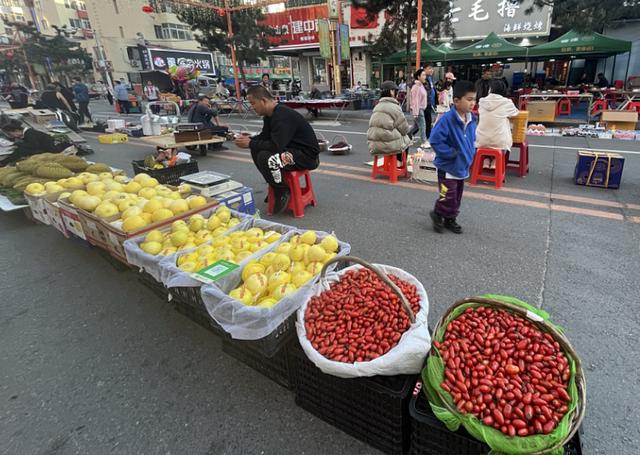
383 40 448 65
445 32 528 62
528 30 633 83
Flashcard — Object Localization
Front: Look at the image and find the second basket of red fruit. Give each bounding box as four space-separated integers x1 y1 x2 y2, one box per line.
422 295 586 455
296 256 431 378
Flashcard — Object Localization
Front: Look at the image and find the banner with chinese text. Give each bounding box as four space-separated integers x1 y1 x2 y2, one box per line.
318 19 331 59
262 5 329 50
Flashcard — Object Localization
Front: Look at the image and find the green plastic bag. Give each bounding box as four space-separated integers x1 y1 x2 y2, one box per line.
422 295 579 455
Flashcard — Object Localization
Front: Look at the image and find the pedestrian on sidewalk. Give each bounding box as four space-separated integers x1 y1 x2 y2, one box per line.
423 63 436 140
429 80 477 234
410 68 428 146
114 80 130 115
143 80 161 114
475 79 519 170
72 77 93 125
234 85 319 214
367 80 411 163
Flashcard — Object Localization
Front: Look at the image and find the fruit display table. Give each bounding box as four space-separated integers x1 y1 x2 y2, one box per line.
141 134 225 157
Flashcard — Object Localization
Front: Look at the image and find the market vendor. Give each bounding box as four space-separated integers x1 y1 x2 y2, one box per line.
0 119 71 165
187 94 229 138
234 85 319 214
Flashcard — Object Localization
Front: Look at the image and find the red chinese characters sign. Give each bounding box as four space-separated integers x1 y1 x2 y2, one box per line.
262 5 328 49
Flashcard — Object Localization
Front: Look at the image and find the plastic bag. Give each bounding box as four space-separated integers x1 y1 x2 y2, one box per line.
296 263 430 378
422 295 579 455
123 207 253 283
160 217 296 289
201 231 351 340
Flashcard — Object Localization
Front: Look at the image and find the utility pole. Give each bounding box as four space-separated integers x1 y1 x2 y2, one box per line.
223 0 242 102
415 0 423 71
93 29 113 91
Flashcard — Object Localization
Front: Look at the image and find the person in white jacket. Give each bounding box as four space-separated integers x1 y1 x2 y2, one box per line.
475 79 519 169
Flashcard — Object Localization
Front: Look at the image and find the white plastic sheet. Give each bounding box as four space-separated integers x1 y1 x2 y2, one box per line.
296 264 431 378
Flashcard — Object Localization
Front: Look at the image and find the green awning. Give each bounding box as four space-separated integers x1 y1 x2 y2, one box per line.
383 40 447 65
445 32 528 61
528 30 632 59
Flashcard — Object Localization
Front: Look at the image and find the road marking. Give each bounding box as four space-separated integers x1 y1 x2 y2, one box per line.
208 152 638 224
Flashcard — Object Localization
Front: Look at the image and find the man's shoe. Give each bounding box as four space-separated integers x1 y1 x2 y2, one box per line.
272 188 290 215
444 218 463 234
429 210 444 233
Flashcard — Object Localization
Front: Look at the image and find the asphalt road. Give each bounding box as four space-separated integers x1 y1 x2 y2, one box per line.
1 100 640 454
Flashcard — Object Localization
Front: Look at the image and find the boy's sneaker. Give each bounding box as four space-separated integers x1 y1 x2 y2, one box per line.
444 218 463 234
429 211 444 233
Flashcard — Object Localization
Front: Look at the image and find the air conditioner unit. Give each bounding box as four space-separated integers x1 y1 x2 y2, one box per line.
129 59 139 68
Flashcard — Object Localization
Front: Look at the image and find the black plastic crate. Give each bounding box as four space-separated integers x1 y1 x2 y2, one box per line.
409 382 584 455
131 160 199 185
230 313 297 358
136 270 168 300
221 338 293 389
169 286 224 335
290 343 415 455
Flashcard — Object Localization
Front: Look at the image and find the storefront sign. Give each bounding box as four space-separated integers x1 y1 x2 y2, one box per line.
262 5 328 49
148 48 215 74
448 0 551 40
339 24 350 62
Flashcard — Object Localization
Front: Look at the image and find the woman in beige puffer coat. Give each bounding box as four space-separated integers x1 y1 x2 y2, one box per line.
367 81 411 156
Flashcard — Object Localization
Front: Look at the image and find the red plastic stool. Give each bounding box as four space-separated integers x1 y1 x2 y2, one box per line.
267 170 317 218
371 151 408 183
591 99 609 116
506 142 529 177
556 98 571 116
470 148 506 189
625 101 640 114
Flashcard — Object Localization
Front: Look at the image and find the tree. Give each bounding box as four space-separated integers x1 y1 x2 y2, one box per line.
519 0 640 33
353 0 453 66
172 2 276 84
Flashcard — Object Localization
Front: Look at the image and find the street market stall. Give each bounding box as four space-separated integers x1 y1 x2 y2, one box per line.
280 98 351 123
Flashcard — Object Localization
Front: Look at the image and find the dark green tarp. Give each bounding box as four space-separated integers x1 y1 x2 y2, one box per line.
445 32 528 61
383 40 447 64
528 30 632 59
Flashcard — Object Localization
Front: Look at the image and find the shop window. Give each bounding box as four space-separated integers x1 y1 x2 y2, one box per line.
313 57 327 84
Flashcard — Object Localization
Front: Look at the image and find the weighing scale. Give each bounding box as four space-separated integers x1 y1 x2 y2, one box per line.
179 171 244 197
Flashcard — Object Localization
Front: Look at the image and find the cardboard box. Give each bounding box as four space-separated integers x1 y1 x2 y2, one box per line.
57 202 88 242
24 193 51 225
27 109 57 125
58 198 110 248
600 110 638 124
174 130 212 143
42 195 69 238
214 186 256 215
574 151 624 189
526 101 556 122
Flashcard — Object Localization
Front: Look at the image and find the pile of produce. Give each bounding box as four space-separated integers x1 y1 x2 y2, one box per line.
229 231 340 308
174 225 282 272
430 303 577 439
303 267 421 363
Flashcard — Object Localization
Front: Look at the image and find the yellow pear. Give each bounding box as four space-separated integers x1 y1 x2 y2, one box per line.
300 230 317 245
320 235 339 253
169 199 189 215
229 287 253 305
143 199 164 214
188 195 207 210
94 201 119 219
124 181 142 193
242 261 265 281
122 206 143 220
141 241 162 255
145 229 164 243
138 187 157 200
151 208 174 223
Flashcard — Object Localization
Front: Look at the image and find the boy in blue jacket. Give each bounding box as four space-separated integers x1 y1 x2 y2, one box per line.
429 81 477 234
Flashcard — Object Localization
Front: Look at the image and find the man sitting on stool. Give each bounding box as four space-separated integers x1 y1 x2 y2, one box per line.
235 85 319 214
187 94 229 138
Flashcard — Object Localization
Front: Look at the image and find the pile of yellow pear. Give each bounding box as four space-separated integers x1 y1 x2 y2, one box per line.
229 231 340 308
26 171 127 197
65 172 208 232
175 225 283 273
139 206 242 256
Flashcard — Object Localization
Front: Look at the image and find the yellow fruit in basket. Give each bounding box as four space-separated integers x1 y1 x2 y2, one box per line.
114 175 128 183
155 184 170 194
125 181 142 193
230 287 253 305
275 242 292 255
117 199 136 212
45 184 64 194
121 215 147 232
69 190 88 205
58 192 71 200
138 187 157 200
141 213 153 224
189 217 205 232
141 241 162 255
188 195 207 210
245 272 268 296
122 206 142 220
290 235 301 245
307 262 323 275
307 245 326 263
177 252 198 266
194 234 211 246
159 247 177 256
271 283 297 300
85 181 105 195
245 227 263 238
268 271 291 293
231 237 249 253
300 230 317 245
171 220 188 232
177 183 191 194
227 218 240 227
98 172 113 180
211 237 229 248
169 199 189 215
94 201 119 219
250 240 269 253
292 270 314 288
141 177 159 188
211 227 227 237
160 198 174 209
143 199 163 214
236 251 252 262
79 173 99 184
151 208 174 222
167 191 181 200
206 214 221 230
259 252 277 267
178 261 198 273
170 230 189 247
256 297 278 308
290 261 306 274
242 261 265 281
25 183 46 196
264 231 282 244
104 181 123 192
145 230 164 243
272 254 291 272
197 245 214 257
63 177 84 189
133 173 150 183
320 235 339 253
217 207 232 223
217 249 235 262
289 244 307 262
76 195 101 212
